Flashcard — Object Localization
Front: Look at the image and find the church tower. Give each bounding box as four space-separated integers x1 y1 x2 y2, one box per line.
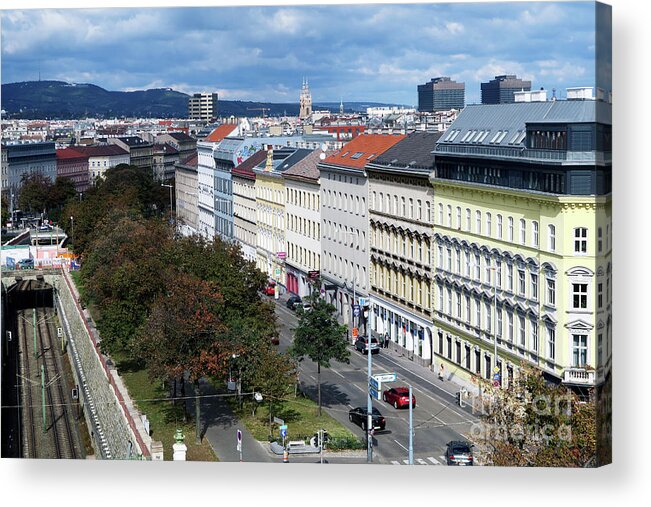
299 77 312 120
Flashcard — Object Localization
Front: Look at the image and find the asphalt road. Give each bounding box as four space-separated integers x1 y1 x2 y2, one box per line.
272 296 479 466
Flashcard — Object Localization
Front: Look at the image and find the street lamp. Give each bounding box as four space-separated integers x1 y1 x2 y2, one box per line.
69 216 74 249
161 183 173 226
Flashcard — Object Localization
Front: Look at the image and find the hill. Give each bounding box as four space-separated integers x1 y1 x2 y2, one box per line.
1 81 406 119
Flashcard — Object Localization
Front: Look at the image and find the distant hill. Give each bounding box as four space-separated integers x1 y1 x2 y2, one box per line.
0 81 407 119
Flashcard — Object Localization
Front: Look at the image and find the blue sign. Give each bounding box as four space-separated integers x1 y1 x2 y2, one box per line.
493 373 501 381
353 304 360 317
6 257 15 269
369 386 379 399
280 424 288 438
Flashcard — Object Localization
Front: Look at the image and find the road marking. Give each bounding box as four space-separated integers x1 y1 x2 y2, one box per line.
416 458 427 465
439 456 446 462
332 369 345 379
391 460 401 465
402 459 410 465
428 457 441 465
393 439 408 451
433 415 446 425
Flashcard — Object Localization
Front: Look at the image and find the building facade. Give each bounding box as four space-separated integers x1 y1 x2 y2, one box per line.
155 132 197 162
319 134 405 332
108 136 153 173
283 148 327 298
430 100 612 391
366 132 441 365
299 78 312 121
233 149 267 262
481 74 532 104
188 92 219 122
152 143 179 181
56 148 90 193
68 145 130 184
175 153 199 236
417 77 465 112
197 141 218 238
1 141 57 197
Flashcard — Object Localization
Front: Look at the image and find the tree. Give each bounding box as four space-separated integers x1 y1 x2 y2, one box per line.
1 194 9 226
17 173 51 213
475 364 597 467
289 290 349 416
134 274 233 444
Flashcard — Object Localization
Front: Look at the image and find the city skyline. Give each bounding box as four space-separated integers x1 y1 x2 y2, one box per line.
1 1 604 107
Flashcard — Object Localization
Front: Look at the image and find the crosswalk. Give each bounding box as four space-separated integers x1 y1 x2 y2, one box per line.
390 456 446 465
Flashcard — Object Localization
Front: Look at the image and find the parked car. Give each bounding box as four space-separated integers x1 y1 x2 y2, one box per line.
265 283 276 296
445 440 474 466
348 406 386 431
297 301 312 313
18 258 34 270
286 295 302 310
355 336 380 355
382 387 416 409
271 336 280 346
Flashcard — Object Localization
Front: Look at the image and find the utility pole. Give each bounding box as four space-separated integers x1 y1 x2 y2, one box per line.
408 384 413 465
41 364 46 433
367 315 373 464
161 183 173 226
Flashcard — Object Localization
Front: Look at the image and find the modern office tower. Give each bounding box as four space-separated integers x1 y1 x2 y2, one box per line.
481 74 532 104
417 77 465 112
188 92 219 121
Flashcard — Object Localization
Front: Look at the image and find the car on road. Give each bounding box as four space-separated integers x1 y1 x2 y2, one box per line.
354 336 380 354
286 295 302 310
265 282 276 296
382 387 416 409
18 258 34 270
348 406 386 431
297 301 312 313
445 440 474 466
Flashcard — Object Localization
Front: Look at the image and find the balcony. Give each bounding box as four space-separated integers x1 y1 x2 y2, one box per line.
562 368 596 386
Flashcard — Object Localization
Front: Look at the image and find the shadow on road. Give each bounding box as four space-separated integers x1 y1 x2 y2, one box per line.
299 381 351 409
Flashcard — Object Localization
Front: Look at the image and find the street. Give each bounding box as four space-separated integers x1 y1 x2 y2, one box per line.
272 296 478 466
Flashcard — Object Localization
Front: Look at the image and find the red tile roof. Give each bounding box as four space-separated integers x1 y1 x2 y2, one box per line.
322 134 406 169
56 148 88 160
67 145 129 157
205 124 238 143
178 153 198 168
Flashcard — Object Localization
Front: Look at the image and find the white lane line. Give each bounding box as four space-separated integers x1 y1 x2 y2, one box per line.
433 415 446 425
394 439 408 451
416 458 427 465
332 369 345 379
427 457 440 465
308 374 316 382
351 383 366 393
403 459 410 465
391 461 401 465
439 456 446 462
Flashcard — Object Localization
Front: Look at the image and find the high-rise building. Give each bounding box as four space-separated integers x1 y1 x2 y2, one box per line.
481 74 532 104
417 77 465 112
188 92 219 121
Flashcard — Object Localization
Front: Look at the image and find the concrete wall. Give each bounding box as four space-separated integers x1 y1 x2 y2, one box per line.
48 271 152 459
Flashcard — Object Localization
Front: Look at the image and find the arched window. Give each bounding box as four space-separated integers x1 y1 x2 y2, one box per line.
548 224 556 252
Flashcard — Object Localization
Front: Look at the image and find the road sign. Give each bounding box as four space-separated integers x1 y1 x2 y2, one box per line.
374 373 397 383
237 429 242 443
352 327 359 338
358 297 367 306
493 373 501 381
493 366 501 374
369 386 379 399
273 417 285 425
320 288 325 296
277 251 286 259
308 270 320 279
275 268 281 276
237 429 242 453
280 425 288 438
352 304 360 317
369 377 379 390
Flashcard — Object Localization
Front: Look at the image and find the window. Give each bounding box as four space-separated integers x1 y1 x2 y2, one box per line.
518 269 526 296
496 261 502 288
547 278 556 306
447 205 452 227
598 227 603 252
547 327 556 361
598 282 603 308
485 302 492 332
447 288 452 314
519 315 526 347
438 285 444 311
508 217 514 242
485 257 492 284
506 264 513 292
573 283 588 309
496 307 502 337
507 311 514 342
474 254 481 280
350 151 364 159
574 228 588 254
401 196 406 216
548 225 556 252
456 292 462 319
446 247 452 271
598 333 603 366
475 298 481 327
417 200 422 220
497 214 503 239
438 203 443 224
531 273 538 300
466 208 471 231
572 334 588 367
465 295 471 323
486 213 492 237
409 198 414 219
531 322 538 352
533 221 539 248
426 202 431 223
456 206 461 229
476 210 482 234
455 247 461 273
464 251 470 277
438 246 443 267
520 219 526 245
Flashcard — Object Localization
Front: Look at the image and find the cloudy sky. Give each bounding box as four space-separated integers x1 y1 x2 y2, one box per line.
1 1 605 106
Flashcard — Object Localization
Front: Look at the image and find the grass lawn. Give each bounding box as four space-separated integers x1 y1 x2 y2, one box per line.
229 391 364 450
114 353 218 461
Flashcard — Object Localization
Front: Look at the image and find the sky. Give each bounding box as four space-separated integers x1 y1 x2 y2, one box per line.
1 1 606 106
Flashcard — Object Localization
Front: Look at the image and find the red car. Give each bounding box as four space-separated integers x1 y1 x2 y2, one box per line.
265 283 276 296
382 387 416 409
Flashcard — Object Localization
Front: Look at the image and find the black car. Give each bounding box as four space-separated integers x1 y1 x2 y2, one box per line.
445 440 474 466
286 295 302 310
354 336 380 354
348 406 386 431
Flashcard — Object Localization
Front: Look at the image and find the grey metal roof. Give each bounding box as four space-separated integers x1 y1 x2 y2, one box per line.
438 100 611 150
283 148 334 182
253 147 313 175
214 137 245 162
372 132 441 170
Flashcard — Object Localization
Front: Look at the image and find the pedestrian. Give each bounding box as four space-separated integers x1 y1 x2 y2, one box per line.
384 333 390 349
438 363 445 381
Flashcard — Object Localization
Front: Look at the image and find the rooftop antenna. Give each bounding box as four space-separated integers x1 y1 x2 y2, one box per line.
552 88 557 101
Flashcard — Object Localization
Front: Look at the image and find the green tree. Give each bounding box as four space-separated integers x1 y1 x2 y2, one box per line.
476 364 597 467
47 176 77 223
289 290 349 416
1 193 9 226
17 173 51 214
134 274 232 444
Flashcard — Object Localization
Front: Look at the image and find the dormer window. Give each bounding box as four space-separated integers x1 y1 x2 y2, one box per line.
351 152 364 159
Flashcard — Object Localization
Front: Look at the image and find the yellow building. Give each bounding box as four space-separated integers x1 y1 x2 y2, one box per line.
254 147 313 289
430 100 611 392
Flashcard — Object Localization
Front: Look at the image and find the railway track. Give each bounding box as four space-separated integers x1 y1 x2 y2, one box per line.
17 308 37 458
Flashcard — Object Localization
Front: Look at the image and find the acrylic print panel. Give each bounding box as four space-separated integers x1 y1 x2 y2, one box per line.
0 0 610 468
